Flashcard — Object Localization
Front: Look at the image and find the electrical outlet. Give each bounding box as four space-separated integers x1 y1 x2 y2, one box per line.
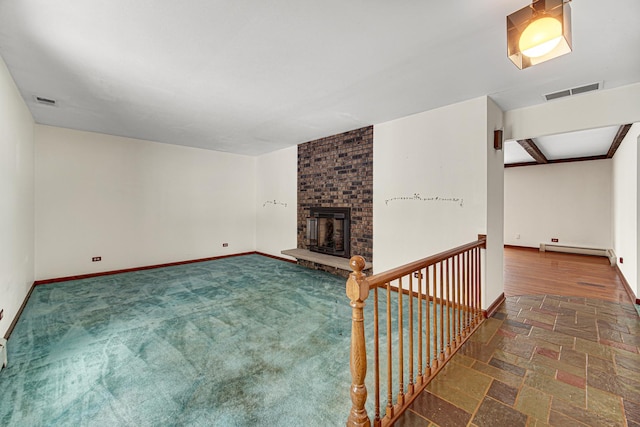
92 256 102 262
620 257 624 264
222 243 229 247
551 238 559 243
515 234 520 239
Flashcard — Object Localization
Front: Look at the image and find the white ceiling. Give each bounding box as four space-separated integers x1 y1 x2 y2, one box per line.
1 0 639 155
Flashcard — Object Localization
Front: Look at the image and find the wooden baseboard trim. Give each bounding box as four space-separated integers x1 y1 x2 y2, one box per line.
504 245 538 251
255 252 297 264
34 252 261 286
483 292 506 318
614 265 639 306
4 282 36 340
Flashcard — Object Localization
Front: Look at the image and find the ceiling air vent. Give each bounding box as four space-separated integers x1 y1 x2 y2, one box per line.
571 82 600 95
545 90 570 101
544 82 601 101
33 95 57 106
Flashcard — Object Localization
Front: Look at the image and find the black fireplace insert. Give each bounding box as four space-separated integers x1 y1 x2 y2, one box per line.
307 207 351 258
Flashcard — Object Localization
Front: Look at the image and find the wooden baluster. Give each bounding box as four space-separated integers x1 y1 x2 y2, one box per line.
465 250 470 332
451 255 458 348
456 254 462 344
397 278 404 406
373 287 380 425
386 282 393 419
425 267 431 376
439 262 445 362
417 269 423 384
346 256 371 427
477 246 482 324
445 258 451 356
462 252 467 334
473 248 480 326
470 248 476 326
408 274 415 394
432 264 438 368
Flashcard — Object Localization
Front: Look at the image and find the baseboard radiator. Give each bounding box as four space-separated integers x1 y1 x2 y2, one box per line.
0 338 7 371
540 243 616 266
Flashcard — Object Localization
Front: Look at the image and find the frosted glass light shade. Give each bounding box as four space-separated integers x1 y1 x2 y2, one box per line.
519 17 562 57
507 0 572 69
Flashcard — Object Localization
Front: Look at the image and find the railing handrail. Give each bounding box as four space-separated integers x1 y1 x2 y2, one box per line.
364 238 486 288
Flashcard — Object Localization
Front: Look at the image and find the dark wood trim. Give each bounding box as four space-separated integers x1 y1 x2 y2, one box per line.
34 252 259 285
615 264 639 309
504 244 538 251
3 282 36 340
255 252 297 264
547 155 608 165
505 161 538 168
505 154 608 168
493 129 503 150
606 124 633 158
517 139 548 164
483 292 506 318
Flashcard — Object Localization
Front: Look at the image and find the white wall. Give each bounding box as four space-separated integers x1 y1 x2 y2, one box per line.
35 125 257 280
374 97 506 308
0 55 35 338
612 124 639 297
374 97 488 274
255 146 297 259
505 160 613 249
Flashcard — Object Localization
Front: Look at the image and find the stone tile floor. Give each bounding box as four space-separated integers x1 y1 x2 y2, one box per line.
396 295 640 426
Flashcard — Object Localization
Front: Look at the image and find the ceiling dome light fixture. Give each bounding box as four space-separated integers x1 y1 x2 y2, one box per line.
507 0 572 69
519 17 562 57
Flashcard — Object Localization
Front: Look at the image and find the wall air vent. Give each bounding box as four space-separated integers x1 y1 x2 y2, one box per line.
33 95 57 106
544 82 601 101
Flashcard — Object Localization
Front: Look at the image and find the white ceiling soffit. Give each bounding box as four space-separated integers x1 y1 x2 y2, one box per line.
504 139 534 164
0 1 639 155
535 125 619 160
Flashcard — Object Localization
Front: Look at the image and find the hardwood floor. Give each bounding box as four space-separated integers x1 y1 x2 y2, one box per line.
504 247 632 304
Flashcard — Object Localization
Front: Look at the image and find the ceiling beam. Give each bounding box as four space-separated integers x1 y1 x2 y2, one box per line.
606 124 633 158
505 154 608 168
517 139 548 164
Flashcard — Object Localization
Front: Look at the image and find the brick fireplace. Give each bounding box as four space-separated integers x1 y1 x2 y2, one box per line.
296 126 373 275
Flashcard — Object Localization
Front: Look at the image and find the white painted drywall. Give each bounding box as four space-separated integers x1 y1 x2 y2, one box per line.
504 83 640 141
256 146 297 259
374 96 488 275
0 55 35 338
504 160 613 249
612 124 639 297
35 125 257 280
485 98 505 307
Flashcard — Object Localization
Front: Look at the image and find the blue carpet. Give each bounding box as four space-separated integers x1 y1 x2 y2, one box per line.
1 255 357 426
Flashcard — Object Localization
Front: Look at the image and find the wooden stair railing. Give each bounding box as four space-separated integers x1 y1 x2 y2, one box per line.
346 237 486 427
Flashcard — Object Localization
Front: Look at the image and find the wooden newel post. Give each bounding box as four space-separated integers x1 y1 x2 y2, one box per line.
346 256 371 427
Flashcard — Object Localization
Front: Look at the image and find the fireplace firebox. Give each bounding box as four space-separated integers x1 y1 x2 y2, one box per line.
307 207 351 258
